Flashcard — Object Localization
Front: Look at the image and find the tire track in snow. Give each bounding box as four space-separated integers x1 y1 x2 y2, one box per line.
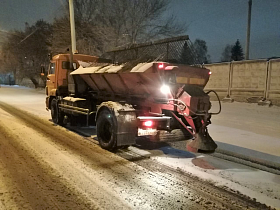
0 109 98 210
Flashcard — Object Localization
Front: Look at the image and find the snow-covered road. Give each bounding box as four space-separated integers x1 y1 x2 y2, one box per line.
0 85 279 209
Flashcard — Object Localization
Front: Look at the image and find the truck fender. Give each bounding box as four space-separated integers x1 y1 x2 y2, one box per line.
96 101 134 121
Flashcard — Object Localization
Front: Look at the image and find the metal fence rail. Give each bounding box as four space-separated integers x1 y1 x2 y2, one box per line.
103 36 202 65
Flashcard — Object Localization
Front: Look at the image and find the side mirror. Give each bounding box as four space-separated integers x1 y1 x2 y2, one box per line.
40 65 46 76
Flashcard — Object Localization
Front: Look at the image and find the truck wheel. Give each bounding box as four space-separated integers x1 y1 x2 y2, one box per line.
51 99 64 125
96 109 117 151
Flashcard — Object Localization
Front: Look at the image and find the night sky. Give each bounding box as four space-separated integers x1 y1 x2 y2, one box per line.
0 0 279 62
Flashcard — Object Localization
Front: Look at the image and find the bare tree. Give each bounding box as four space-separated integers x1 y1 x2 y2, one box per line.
1 30 24 83
1 20 52 87
193 39 210 64
101 0 185 46
51 0 112 55
221 44 233 62
51 16 71 55
51 0 185 55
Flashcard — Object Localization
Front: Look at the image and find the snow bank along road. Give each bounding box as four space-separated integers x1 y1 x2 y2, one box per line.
0 86 279 209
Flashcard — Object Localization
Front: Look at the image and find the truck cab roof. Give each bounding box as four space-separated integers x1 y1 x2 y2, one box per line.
52 54 98 62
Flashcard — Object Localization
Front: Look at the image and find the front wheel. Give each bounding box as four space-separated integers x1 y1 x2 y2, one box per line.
96 109 117 151
51 99 64 125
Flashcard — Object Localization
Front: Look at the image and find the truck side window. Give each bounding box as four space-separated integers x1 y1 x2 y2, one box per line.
49 63 55 74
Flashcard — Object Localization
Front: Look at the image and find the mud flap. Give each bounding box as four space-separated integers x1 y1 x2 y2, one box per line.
115 110 137 147
186 128 217 153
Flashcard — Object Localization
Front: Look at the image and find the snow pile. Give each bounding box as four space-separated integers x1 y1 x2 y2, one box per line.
97 101 135 116
95 65 124 73
71 64 124 74
78 60 94 68
71 65 101 75
72 61 153 75
131 62 153 72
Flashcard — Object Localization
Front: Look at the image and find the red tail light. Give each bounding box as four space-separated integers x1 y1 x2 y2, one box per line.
209 71 212 75
144 120 153 127
158 63 164 69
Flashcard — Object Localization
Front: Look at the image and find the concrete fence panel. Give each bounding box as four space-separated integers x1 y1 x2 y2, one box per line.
230 60 267 101
268 59 280 105
204 62 230 99
203 59 280 106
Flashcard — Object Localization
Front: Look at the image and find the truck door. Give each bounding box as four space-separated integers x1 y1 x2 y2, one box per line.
46 62 56 96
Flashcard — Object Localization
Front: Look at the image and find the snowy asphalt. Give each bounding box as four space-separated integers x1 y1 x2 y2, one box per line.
0 85 280 209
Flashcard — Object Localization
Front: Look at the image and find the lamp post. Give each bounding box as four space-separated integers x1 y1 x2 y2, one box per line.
69 0 77 54
245 0 252 60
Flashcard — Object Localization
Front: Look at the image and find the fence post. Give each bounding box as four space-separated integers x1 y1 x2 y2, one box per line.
223 61 234 102
258 60 272 106
264 60 269 99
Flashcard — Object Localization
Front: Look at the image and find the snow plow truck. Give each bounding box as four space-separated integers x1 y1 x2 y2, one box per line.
44 36 221 152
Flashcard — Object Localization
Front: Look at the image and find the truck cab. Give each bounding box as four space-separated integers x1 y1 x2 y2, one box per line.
45 54 98 110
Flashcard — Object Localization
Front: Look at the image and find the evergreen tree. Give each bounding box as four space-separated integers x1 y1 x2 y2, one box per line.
231 39 244 61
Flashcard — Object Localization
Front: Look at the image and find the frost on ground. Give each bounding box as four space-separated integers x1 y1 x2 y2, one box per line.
210 101 280 138
149 151 280 209
0 85 48 119
1 96 256 210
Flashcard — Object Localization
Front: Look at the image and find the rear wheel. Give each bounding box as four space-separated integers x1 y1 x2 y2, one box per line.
96 109 117 151
51 99 64 125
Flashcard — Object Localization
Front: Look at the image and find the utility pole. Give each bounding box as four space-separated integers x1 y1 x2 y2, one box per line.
245 0 252 60
69 0 77 54
68 0 76 92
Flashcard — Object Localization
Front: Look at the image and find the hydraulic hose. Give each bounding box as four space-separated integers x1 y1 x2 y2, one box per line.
205 90 221 115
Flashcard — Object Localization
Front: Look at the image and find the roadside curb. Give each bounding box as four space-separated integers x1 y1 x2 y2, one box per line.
213 148 280 175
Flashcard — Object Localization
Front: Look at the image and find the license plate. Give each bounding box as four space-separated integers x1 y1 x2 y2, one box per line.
138 128 157 136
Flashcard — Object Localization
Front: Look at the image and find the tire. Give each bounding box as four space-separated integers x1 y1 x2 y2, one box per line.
96 108 117 151
51 99 64 125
